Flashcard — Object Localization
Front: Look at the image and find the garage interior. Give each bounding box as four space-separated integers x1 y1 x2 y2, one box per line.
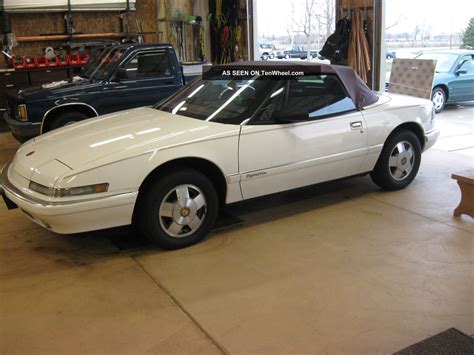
0 0 473 353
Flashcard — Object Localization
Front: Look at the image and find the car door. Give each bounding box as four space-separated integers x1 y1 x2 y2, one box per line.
449 57 474 101
238 74 368 200
101 50 182 112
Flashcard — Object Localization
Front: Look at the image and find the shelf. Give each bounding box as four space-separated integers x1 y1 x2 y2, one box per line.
16 32 149 42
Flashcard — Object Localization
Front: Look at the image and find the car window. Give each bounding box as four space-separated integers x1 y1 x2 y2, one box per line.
416 53 458 73
459 59 474 73
124 51 173 79
251 74 356 124
460 54 474 62
155 75 277 124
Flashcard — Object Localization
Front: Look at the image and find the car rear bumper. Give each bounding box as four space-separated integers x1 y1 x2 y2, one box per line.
1 162 138 234
424 128 440 151
4 112 41 141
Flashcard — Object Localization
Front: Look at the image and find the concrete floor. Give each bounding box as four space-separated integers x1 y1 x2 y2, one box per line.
0 104 473 354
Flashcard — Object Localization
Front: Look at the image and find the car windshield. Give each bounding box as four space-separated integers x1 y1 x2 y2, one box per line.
155 74 278 124
82 47 127 81
416 53 459 73
260 44 272 49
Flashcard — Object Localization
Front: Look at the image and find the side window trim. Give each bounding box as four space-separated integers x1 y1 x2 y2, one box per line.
247 74 357 126
247 107 359 126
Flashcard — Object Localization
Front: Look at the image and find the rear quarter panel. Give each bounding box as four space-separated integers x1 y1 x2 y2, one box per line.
359 93 433 172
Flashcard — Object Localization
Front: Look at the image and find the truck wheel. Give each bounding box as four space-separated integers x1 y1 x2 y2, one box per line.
47 111 89 132
370 130 421 191
136 169 218 249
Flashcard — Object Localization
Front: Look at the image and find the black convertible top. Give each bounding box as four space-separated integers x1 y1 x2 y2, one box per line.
212 61 379 110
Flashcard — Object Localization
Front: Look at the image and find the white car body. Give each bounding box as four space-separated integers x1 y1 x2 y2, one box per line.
1 92 439 235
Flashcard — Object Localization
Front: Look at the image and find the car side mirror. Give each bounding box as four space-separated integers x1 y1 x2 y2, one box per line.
455 69 467 75
273 110 310 123
115 68 128 81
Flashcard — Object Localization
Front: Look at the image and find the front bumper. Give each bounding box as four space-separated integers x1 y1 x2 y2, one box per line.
1 162 138 234
424 128 440 152
4 112 41 141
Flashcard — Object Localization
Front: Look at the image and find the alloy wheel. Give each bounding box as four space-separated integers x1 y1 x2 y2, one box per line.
159 184 207 238
388 141 415 181
432 91 445 111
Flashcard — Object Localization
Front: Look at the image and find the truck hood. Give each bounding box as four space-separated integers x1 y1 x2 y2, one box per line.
18 77 102 102
16 107 238 173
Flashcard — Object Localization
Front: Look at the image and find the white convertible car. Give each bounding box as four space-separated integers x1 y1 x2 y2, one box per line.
1 62 439 249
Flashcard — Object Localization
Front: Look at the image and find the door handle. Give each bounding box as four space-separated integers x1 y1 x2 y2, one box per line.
350 121 363 129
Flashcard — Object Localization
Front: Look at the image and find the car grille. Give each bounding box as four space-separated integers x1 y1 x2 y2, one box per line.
6 101 16 119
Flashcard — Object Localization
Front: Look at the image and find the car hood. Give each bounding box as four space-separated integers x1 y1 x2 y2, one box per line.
15 107 238 174
17 77 101 102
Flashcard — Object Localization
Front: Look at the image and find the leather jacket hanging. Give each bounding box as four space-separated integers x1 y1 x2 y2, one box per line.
319 17 351 65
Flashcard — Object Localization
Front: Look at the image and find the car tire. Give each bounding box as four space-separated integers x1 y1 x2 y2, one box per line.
47 111 89 132
262 54 268 61
432 87 446 114
370 130 421 191
136 169 218 249
284 54 290 59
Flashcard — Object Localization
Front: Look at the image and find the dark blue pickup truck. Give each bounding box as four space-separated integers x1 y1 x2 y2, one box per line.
5 43 196 142
280 46 319 60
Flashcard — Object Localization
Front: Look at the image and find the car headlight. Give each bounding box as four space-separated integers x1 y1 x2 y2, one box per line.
29 181 109 197
17 104 28 121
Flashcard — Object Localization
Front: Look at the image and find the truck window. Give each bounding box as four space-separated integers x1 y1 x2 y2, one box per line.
82 47 126 81
124 51 173 79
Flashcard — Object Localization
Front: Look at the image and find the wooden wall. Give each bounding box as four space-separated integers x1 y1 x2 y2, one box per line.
335 0 383 89
2 0 253 68
1 0 193 67
157 0 212 62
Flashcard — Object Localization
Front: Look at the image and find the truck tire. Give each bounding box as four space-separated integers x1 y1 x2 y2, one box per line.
47 111 89 132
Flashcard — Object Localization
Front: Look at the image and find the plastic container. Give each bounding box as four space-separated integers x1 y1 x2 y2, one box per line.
68 54 82 66
12 56 37 70
57 55 69 67
35 56 48 68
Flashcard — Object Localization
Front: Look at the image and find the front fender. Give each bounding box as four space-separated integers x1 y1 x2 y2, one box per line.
54 134 241 203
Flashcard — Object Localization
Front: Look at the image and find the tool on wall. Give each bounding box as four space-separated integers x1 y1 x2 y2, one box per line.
120 0 132 42
64 0 75 35
160 7 206 63
0 10 16 64
209 0 247 64
135 19 144 43
191 16 204 62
